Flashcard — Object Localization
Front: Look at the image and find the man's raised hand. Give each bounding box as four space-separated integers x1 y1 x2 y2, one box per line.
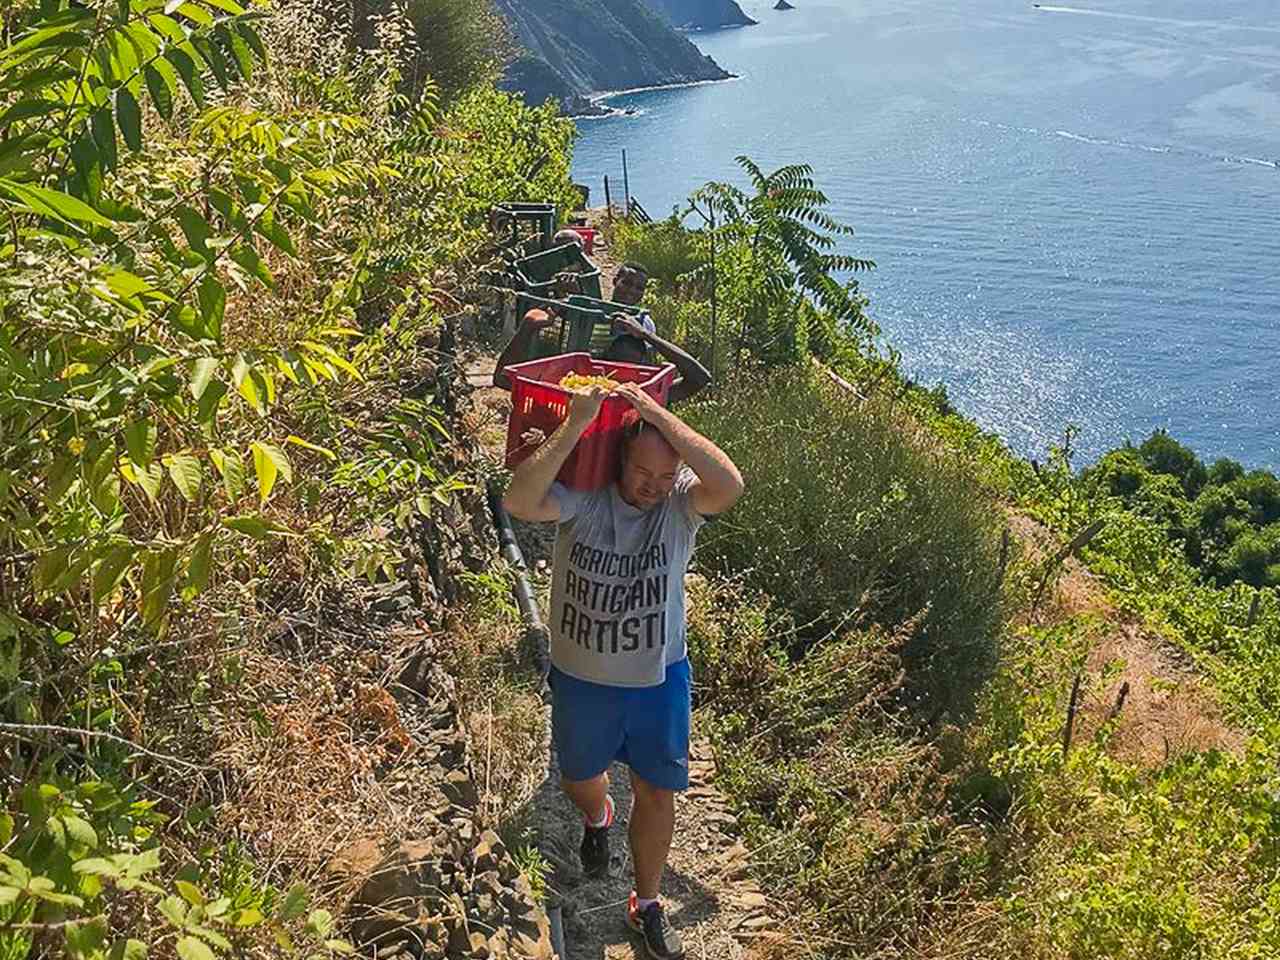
610 314 649 340
612 382 665 423
522 308 559 331
568 385 609 426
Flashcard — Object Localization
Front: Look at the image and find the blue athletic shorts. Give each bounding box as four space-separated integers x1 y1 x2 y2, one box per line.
549 658 691 792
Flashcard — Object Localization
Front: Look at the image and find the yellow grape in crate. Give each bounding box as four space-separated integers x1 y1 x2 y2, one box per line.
559 372 620 393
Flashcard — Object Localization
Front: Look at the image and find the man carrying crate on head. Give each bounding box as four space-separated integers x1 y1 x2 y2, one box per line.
502 384 744 960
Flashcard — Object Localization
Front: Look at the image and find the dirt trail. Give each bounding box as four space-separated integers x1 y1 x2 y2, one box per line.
526 741 775 960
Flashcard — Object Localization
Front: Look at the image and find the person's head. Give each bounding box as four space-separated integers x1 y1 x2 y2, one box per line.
618 411 680 510
553 228 584 250
602 334 649 365
612 262 648 305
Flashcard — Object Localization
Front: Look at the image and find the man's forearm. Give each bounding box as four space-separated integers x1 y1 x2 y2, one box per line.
643 329 710 396
493 325 538 388
647 407 741 499
502 414 590 518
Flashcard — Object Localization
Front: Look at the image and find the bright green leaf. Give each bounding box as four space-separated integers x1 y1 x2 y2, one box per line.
164 454 202 501
175 937 214 960
250 441 281 503
0 178 114 228
220 25 252 81
190 357 218 399
160 894 190 926
72 857 120 876
230 906 264 926
208 446 245 500
285 435 335 461
62 814 97 849
124 419 156 469
306 909 333 937
116 87 142 152
175 3 214 26
128 462 163 503
174 880 204 907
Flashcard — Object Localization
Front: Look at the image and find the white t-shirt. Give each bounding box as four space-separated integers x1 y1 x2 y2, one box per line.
547 469 704 687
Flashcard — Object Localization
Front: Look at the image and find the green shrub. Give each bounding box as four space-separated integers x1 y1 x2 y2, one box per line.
399 0 510 101
685 365 1005 712
1138 429 1207 498
1208 457 1245 486
609 215 701 292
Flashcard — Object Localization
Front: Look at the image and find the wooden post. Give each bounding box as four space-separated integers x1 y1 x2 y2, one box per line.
622 148 631 219
603 175 612 221
1247 592 1261 628
1105 681 1131 725
1062 672 1082 758
997 528 1011 585
1033 518 1105 610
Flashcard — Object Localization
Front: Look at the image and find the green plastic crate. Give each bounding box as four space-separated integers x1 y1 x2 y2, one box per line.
509 293 648 364
565 296 646 355
513 294 589 359
513 244 603 300
492 202 557 250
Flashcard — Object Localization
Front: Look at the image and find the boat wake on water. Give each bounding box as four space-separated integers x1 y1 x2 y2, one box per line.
963 119 1279 169
1031 4 1280 35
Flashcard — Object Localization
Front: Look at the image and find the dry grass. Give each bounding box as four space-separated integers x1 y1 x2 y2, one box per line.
1005 511 1245 767
441 594 548 831
124 597 453 916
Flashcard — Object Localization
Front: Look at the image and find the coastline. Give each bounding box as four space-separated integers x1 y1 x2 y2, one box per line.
568 74 743 119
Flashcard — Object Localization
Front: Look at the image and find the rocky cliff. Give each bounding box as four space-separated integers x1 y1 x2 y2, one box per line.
494 0 732 112
648 0 756 29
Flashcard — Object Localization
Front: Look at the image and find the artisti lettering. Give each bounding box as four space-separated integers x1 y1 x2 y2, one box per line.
559 602 667 654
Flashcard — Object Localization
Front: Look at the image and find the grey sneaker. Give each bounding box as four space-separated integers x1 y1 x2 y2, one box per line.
579 795 613 877
627 894 685 960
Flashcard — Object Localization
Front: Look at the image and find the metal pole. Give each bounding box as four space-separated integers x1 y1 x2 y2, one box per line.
604 174 612 221
708 198 718 385
622 148 631 219
487 487 550 696
548 904 567 960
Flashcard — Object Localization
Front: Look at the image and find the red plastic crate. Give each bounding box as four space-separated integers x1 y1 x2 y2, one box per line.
565 226 597 255
503 353 677 490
